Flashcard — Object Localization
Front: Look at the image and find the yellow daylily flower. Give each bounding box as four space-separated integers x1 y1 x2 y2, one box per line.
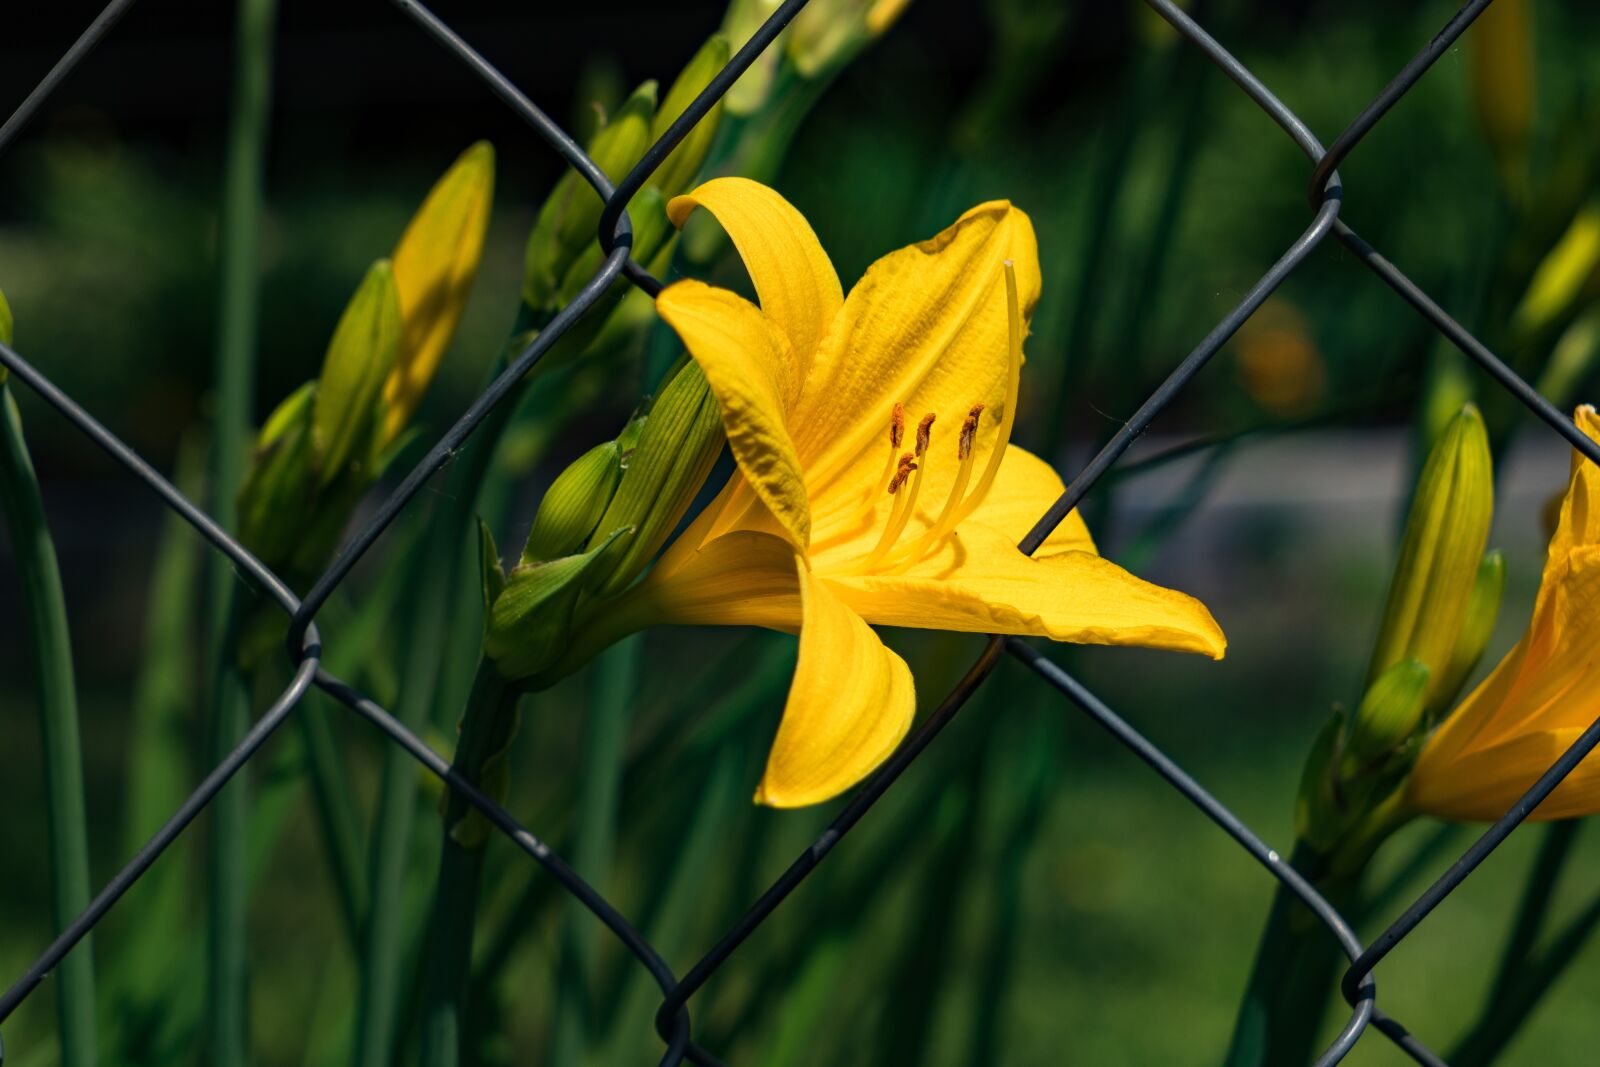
586 178 1223 809
1409 406 1600 821
382 140 495 441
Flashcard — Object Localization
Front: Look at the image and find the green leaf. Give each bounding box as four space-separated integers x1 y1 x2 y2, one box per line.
478 517 506 620
313 259 403 486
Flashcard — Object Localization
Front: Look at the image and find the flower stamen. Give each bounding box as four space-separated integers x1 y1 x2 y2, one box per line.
860 414 934 571
884 402 984 573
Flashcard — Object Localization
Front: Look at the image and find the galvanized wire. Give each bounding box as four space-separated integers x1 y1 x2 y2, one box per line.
1 0 1597 1064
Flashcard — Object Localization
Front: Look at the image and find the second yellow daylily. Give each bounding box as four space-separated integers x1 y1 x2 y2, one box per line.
589 178 1224 808
1408 406 1600 821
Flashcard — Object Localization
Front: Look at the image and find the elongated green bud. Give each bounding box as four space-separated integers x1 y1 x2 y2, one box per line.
583 359 725 597
720 0 786 116
237 381 318 566
313 259 402 486
522 440 623 563
649 35 732 201
1511 200 1600 343
524 82 658 310
1344 659 1430 770
788 0 913 78
1368 404 1493 703
1537 306 1600 411
1433 549 1506 719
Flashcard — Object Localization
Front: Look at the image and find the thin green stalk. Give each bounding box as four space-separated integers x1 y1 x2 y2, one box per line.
107 437 203 1060
549 636 641 1066
204 0 276 1062
419 664 519 1067
0 384 98 1067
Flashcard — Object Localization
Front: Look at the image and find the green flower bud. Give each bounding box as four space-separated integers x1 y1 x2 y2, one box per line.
484 525 634 680
237 381 318 566
1536 305 1600 411
1368 404 1493 704
582 359 725 597
1343 659 1430 770
313 259 402 486
1433 549 1506 719
522 439 623 563
523 82 658 310
649 34 732 200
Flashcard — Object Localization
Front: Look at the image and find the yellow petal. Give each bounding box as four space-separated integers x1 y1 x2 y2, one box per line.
757 560 915 808
657 279 812 548
796 201 1043 535
667 177 843 362
630 530 801 631
1408 727 1600 822
959 444 1094 556
824 522 1225 658
384 141 495 440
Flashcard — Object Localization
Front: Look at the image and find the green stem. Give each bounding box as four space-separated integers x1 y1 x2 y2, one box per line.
548 636 641 1066
1223 843 1344 1067
0 385 98 1067
418 664 519 1067
205 0 276 1062
355 348 527 1067
297 700 368 945
1450 821 1583 1067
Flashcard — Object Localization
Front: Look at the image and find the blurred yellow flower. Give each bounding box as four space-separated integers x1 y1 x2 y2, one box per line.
1233 299 1324 418
1408 406 1600 820
382 140 495 440
611 178 1224 808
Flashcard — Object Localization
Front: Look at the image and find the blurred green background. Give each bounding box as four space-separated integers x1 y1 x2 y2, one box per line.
3 0 1600 1064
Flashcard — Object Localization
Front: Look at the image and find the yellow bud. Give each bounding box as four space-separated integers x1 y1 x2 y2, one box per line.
521 439 623 563
649 35 733 200
1368 405 1493 702
384 141 495 440
582 359 725 597
313 259 402 485
1467 0 1534 190
524 84 656 310
1511 200 1600 343
1432 549 1506 719
1344 659 1430 769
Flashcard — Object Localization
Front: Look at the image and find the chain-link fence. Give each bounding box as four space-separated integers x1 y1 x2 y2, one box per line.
1 0 1596 1064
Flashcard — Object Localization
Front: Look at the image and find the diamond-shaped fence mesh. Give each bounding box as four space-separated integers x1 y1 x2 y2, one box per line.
2 1 1597 1064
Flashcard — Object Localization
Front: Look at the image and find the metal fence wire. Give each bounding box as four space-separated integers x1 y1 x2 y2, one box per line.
1 0 1597 1064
